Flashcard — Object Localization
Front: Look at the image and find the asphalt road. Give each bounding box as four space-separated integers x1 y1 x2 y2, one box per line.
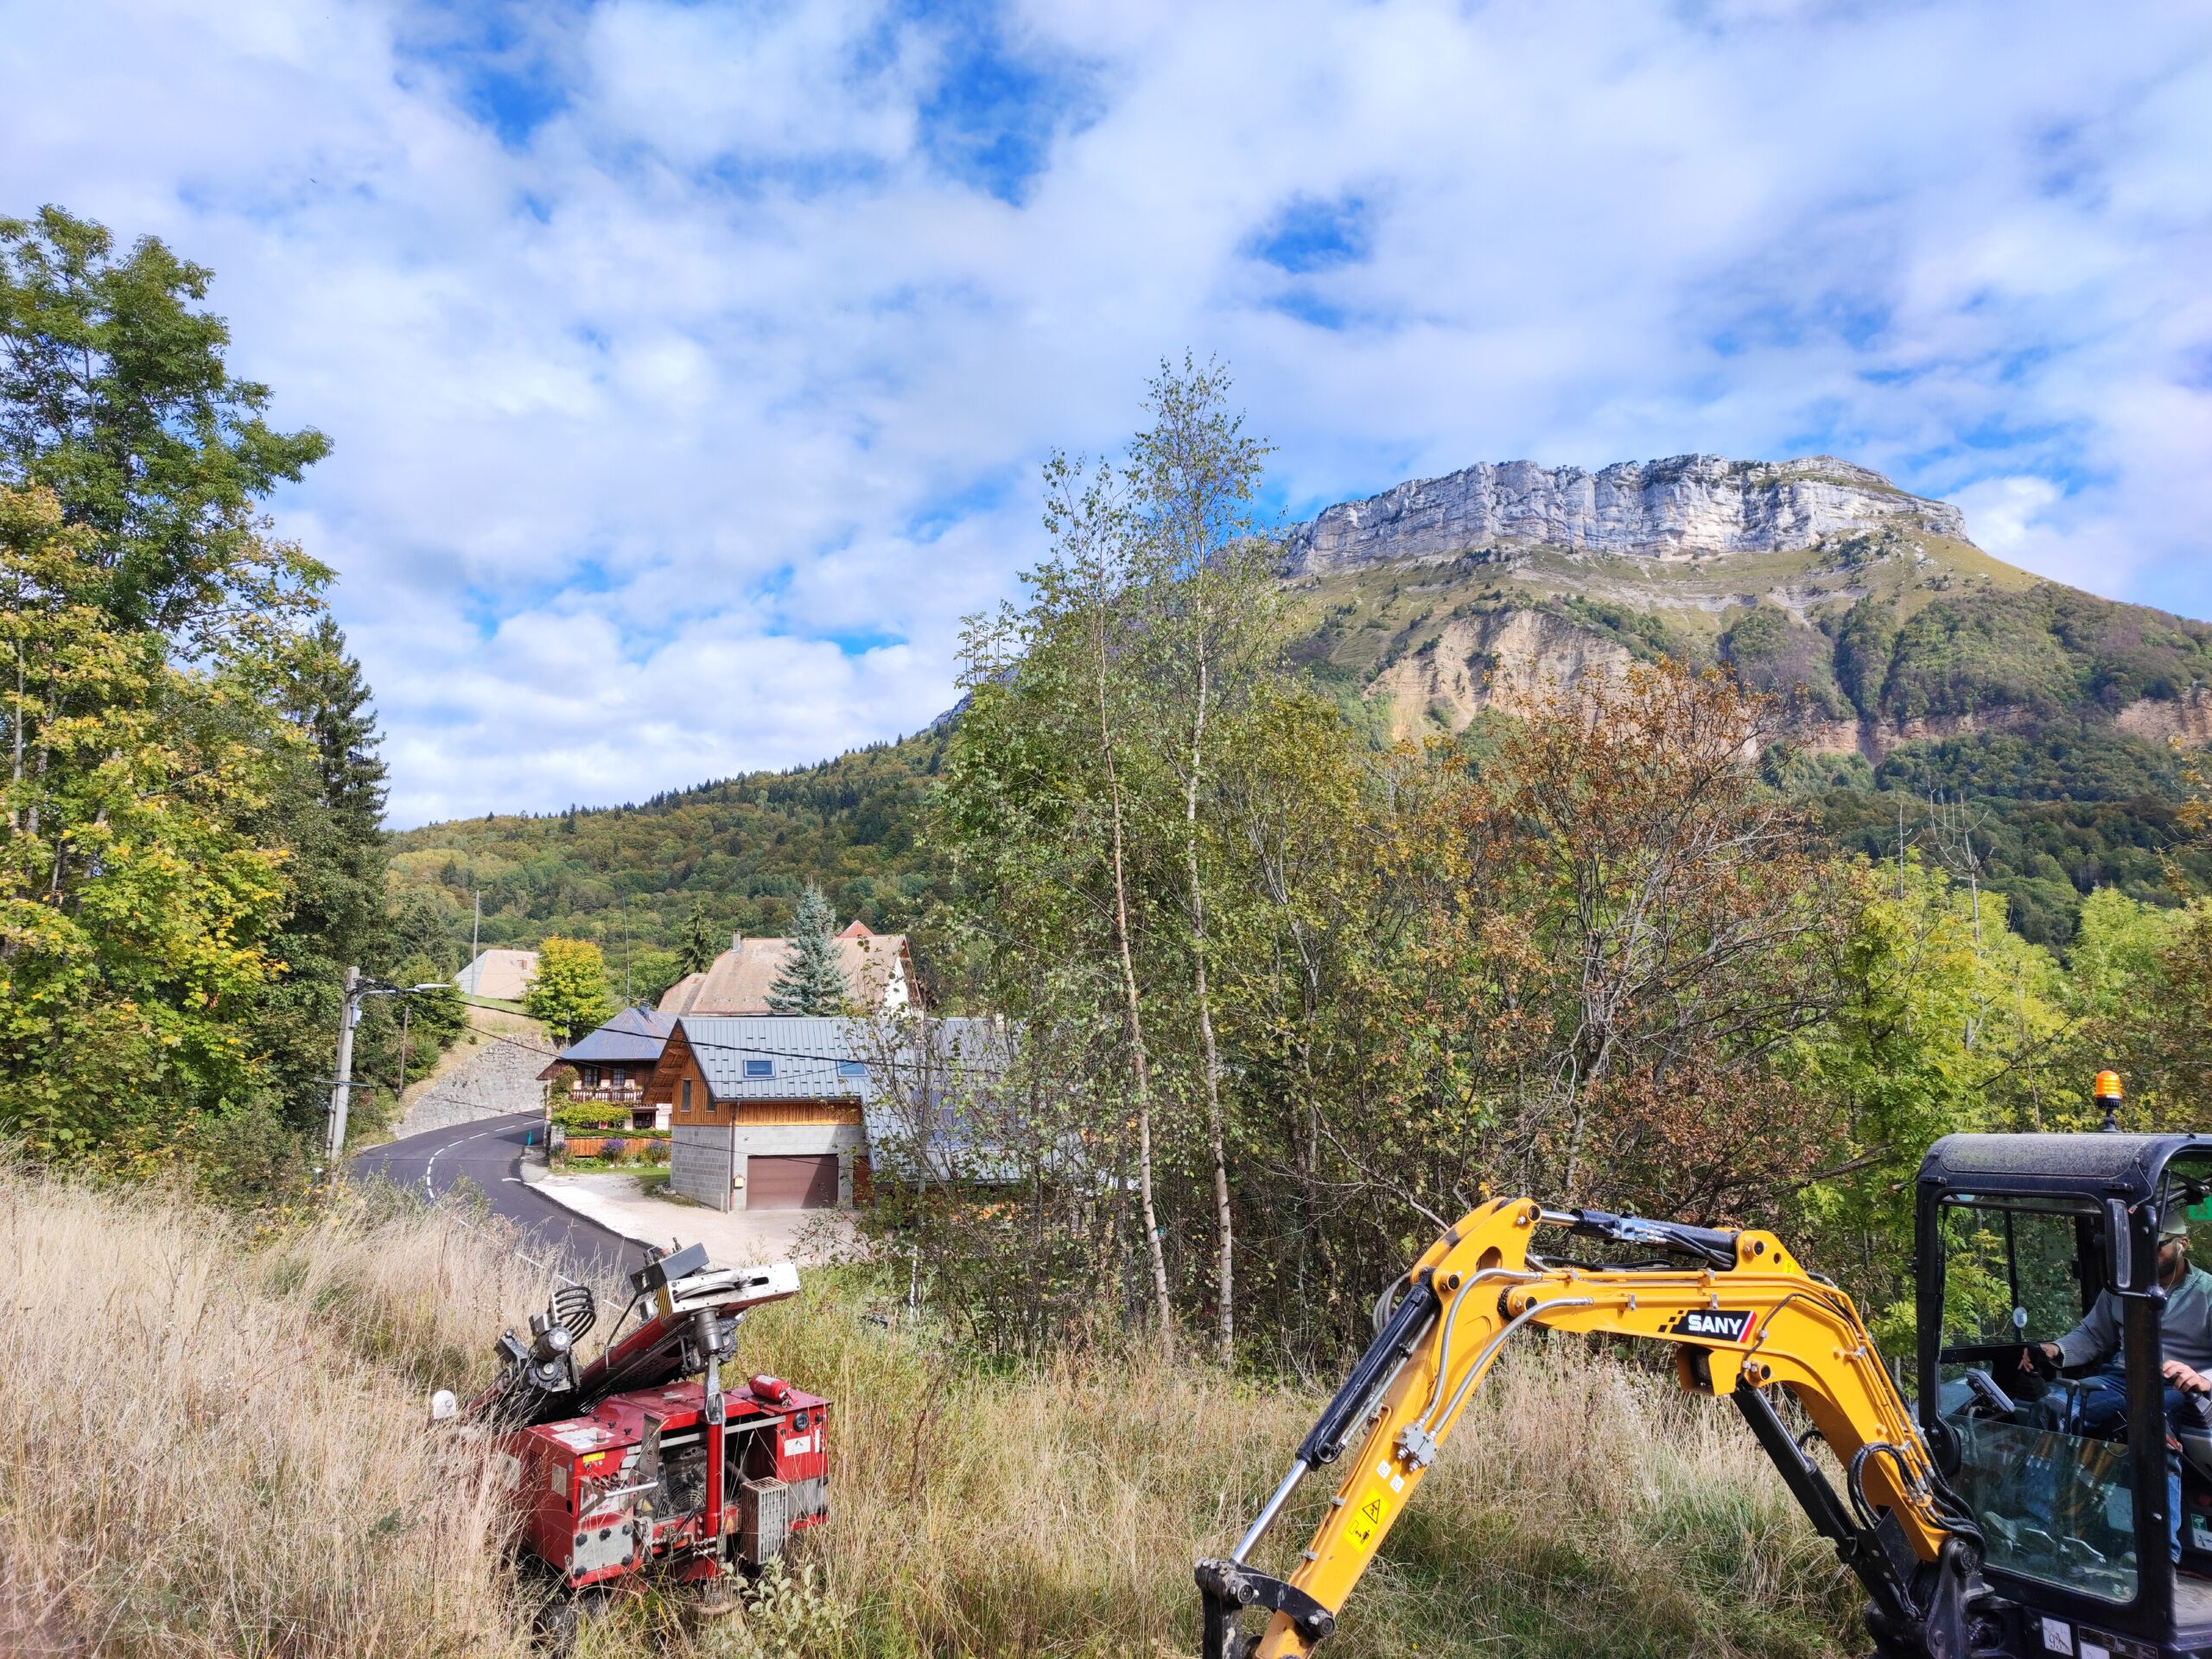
350 1111 644 1281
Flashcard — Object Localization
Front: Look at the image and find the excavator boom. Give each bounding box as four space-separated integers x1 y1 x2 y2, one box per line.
1199 1198 1985 1659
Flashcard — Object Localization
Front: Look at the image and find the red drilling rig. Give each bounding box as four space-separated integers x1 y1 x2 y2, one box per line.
443 1241 830 1626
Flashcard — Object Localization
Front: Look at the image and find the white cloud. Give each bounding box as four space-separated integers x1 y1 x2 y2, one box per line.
1953 475 2065 555
3 0 2209 823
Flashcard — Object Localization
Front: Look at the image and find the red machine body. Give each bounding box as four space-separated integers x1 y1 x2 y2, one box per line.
506 1376 830 1586
466 1243 830 1592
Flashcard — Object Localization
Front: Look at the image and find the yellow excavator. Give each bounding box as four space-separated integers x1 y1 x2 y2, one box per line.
1200 1084 2212 1659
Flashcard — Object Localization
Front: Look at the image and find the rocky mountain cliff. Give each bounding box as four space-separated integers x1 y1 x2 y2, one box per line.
1283 454 1967 575
1281 451 2212 944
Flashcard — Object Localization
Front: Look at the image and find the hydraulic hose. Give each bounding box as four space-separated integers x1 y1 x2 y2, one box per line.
1412 1269 1540 1436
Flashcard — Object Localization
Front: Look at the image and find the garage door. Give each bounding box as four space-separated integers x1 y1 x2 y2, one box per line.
747 1154 841 1210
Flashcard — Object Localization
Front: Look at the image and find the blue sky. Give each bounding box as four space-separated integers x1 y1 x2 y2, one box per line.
4 0 2210 825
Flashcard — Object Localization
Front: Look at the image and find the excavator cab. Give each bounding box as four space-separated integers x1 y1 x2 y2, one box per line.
1916 1131 2212 1657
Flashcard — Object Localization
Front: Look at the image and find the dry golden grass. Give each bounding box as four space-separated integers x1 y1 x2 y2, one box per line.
0 1170 1856 1659
733 1287 1858 1659
0 1172 550 1656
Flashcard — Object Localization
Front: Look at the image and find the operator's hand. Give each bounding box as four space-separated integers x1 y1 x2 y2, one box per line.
2164 1359 2212 1395
2023 1342 2062 1372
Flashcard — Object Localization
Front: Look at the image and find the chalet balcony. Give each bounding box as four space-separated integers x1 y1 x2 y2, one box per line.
563 1084 645 1103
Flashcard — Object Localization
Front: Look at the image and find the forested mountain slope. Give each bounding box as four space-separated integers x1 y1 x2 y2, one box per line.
391 453 2212 957
386 735 950 970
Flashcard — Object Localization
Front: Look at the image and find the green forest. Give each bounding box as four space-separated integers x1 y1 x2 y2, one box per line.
386 732 952 988
0 207 466 1192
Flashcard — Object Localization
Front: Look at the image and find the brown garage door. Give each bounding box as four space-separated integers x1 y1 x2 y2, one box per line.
747 1154 841 1210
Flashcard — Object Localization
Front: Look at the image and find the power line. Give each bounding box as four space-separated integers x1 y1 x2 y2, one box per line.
462 1019 1008 1080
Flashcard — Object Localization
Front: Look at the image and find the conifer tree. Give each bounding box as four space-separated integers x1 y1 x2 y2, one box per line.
766 883 849 1014
678 897 720 976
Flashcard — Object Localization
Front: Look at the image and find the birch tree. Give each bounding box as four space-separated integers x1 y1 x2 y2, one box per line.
1124 358 1274 1363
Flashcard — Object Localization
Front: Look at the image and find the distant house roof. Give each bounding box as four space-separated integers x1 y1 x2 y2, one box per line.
657 923 913 1017
539 1006 677 1078
455 948 538 1002
667 1014 1014 1179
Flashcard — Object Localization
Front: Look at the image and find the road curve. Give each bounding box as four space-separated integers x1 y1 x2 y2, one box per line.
350 1111 644 1281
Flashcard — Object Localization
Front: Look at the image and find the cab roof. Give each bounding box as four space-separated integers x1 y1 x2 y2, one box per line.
1918 1132 2212 1204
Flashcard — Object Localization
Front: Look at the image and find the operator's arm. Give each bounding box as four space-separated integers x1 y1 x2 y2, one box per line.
2050 1289 2121 1370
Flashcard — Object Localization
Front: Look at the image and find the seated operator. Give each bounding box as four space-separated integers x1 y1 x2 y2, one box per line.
2022 1210 2212 1562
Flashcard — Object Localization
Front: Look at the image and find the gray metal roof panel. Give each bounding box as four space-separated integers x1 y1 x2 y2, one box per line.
676 1016 874 1102
672 1015 1012 1125
1918 1133 2212 1201
551 1007 677 1067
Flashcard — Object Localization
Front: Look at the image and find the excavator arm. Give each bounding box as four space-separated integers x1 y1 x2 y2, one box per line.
1198 1198 1987 1659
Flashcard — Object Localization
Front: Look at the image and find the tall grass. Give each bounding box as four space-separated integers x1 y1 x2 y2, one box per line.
0 1173 544 1656
736 1288 1858 1659
0 1171 1856 1658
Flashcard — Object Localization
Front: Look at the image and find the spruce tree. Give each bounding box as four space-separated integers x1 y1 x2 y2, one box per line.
766 884 849 1014
678 898 720 976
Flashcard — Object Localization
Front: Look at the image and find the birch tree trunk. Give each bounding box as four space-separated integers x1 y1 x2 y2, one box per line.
1185 631 1235 1363
1096 584 1175 1343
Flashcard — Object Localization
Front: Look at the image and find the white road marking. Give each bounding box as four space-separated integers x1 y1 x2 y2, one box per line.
421 1120 524 1198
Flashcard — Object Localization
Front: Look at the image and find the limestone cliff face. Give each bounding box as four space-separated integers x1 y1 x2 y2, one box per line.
1376 611 2068 758
1284 454 1966 575
1367 610 1633 741
2115 688 2212 747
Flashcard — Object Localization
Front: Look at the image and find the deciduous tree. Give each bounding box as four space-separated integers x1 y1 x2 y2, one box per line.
524 937 613 1043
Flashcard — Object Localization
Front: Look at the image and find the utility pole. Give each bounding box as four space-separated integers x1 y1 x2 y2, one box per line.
471 890 481 975
622 893 632 1004
395 994 412 1109
327 964 361 1165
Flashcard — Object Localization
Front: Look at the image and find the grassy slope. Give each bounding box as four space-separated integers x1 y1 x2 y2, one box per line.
0 1168 1856 1658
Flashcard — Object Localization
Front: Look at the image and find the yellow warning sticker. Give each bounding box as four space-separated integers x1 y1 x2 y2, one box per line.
1345 1484 1393 1548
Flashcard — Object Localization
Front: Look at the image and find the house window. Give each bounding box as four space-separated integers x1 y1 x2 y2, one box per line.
681 1079 693 1113
610 1067 625 1089
744 1058 774 1079
836 1060 868 1078
583 1067 600 1088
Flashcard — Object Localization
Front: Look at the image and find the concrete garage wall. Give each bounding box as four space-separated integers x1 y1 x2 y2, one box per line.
671 1122 734 1209
736 1123 866 1210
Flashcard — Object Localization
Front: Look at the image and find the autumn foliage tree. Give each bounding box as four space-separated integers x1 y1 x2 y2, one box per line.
524 937 614 1043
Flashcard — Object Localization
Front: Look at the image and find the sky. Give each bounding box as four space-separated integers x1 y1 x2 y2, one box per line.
3 0 2209 827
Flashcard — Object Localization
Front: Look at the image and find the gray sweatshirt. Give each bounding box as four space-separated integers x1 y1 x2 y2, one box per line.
2055 1262 2212 1374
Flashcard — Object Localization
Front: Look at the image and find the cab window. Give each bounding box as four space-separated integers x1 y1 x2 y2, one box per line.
1936 1197 2136 1605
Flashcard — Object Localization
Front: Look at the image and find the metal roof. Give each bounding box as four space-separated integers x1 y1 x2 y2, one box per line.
1918 1132 2212 1203
671 1015 1017 1177
677 1016 875 1103
550 1006 677 1070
